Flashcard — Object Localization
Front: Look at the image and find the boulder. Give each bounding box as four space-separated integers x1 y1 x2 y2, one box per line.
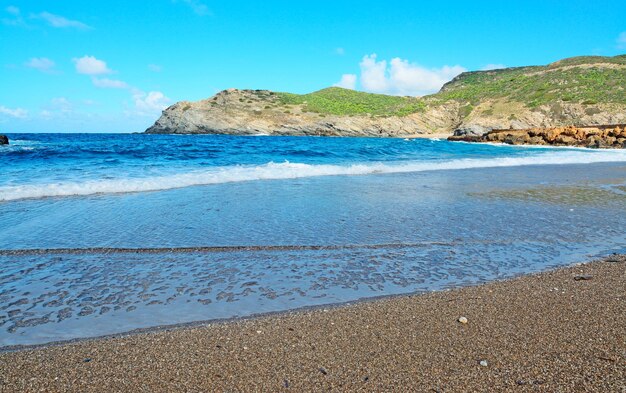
555 135 577 145
452 124 490 137
0 134 8 145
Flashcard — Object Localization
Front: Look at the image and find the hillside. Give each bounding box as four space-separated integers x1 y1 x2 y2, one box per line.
145 55 626 137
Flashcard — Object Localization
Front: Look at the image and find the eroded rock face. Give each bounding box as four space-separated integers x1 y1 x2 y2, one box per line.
145 89 461 137
0 135 8 145
448 125 626 148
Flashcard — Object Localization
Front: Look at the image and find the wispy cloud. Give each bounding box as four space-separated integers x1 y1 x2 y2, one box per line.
335 47 345 56
6 5 19 15
617 32 626 50
148 64 163 72
73 55 112 75
92 78 129 89
482 63 506 71
175 0 212 16
50 97 73 113
0 105 28 119
352 54 465 96
25 57 56 73
39 97 74 119
33 11 91 29
2 5 26 26
334 74 357 90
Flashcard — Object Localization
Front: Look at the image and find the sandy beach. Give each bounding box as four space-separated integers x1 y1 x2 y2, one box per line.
0 255 623 392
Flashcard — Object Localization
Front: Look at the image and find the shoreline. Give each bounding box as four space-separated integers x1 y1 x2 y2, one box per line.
0 253 581 354
1 255 624 391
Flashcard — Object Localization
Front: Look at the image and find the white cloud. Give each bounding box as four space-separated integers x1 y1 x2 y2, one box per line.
617 32 626 50
0 105 28 118
356 54 466 96
175 0 211 16
148 64 162 72
71 58 170 118
482 63 506 71
334 74 357 90
73 55 112 75
34 11 91 29
25 57 55 72
335 47 345 56
133 91 171 115
92 78 128 89
359 54 390 92
6 6 19 15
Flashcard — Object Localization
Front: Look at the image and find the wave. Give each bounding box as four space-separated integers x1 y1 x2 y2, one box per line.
0 139 39 151
2 150 626 201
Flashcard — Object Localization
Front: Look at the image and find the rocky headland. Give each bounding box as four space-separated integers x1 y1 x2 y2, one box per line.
145 88 460 137
0 135 8 145
146 55 626 145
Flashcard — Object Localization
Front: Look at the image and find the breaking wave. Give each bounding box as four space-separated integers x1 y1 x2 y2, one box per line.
3 150 626 201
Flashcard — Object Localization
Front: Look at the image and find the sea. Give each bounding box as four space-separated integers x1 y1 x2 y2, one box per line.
1 133 626 347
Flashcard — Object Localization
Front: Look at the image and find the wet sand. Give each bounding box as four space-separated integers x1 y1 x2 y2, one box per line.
0 256 624 392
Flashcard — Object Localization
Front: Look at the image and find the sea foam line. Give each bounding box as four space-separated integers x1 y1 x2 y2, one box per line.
2 150 626 201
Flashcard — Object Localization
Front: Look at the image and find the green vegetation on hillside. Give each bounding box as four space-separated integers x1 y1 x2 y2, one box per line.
275 87 426 116
433 55 626 108
239 55 626 118
547 54 626 68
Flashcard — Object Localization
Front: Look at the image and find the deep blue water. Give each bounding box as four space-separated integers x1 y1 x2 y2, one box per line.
1 133 626 347
3 133 626 201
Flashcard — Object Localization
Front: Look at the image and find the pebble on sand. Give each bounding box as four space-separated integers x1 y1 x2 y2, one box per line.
479 360 488 367
458 316 468 324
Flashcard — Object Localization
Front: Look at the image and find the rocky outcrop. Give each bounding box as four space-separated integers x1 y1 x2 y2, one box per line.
448 125 626 148
0 135 8 145
145 89 461 137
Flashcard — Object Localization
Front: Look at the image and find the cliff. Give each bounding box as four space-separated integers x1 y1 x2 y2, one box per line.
145 55 626 137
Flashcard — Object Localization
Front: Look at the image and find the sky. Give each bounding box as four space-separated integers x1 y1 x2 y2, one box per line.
1 0 625 133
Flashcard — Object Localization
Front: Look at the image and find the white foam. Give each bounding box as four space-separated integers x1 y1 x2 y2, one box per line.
2 150 626 201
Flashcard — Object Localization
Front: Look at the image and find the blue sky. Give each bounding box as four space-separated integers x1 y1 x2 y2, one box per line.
1 0 625 133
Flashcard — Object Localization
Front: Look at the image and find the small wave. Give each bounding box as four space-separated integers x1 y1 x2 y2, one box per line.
0 144 37 154
2 150 626 201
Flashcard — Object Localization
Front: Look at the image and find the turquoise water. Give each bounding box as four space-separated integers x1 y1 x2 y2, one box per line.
1 134 626 347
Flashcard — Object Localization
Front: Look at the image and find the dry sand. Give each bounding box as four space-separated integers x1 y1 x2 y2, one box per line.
0 256 624 392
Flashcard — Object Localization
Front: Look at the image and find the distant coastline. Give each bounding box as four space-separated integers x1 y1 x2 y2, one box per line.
146 55 626 142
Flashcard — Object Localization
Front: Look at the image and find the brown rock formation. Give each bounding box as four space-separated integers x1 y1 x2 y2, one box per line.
448 125 626 148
